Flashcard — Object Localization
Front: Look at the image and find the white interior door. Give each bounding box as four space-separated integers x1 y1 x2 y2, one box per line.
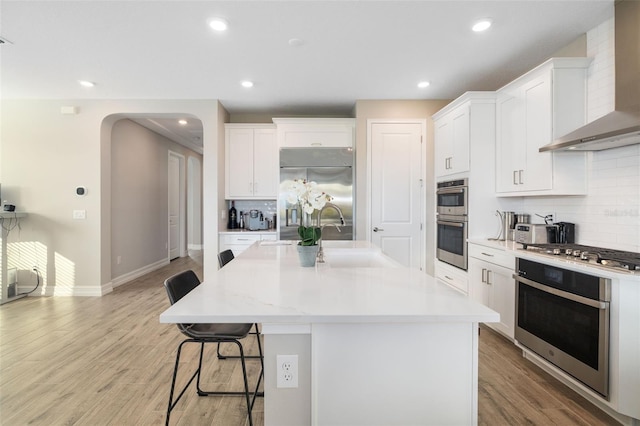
370 121 424 268
168 153 181 260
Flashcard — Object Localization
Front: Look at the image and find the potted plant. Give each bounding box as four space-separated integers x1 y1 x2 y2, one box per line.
285 179 332 266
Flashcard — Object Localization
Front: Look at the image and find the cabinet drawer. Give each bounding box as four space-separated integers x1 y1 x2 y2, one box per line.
435 261 468 295
468 244 514 269
222 234 261 245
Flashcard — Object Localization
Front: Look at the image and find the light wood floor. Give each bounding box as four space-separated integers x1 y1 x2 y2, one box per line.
0 254 620 425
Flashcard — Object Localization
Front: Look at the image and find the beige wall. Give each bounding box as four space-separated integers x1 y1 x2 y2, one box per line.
354 100 449 274
110 119 202 282
1 99 220 295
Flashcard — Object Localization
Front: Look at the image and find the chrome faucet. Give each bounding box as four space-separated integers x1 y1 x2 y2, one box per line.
316 203 345 228
316 203 345 263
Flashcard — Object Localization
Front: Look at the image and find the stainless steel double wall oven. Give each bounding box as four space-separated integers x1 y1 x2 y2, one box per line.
436 178 468 270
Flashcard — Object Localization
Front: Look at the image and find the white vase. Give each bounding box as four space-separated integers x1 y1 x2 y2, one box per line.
296 245 319 267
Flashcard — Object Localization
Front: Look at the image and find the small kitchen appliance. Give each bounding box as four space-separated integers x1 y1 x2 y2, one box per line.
514 224 557 244
246 210 269 231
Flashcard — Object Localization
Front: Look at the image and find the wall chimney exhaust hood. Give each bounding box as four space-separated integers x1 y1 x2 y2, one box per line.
540 0 640 152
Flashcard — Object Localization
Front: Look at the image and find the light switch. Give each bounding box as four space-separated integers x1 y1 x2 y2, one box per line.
73 209 86 219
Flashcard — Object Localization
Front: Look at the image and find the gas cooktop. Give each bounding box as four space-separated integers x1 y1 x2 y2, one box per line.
520 243 640 273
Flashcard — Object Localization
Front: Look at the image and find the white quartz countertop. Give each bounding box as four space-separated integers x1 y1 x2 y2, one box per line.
160 241 499 324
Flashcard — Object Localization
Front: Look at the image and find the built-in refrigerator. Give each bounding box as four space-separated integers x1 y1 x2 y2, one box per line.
279 148 354 241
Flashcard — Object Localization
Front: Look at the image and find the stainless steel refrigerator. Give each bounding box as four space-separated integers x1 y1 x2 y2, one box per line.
279 148 354 241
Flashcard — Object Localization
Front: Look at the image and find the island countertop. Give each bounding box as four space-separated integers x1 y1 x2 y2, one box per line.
160 240 499 324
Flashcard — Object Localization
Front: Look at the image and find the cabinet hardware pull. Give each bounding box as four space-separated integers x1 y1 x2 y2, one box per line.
486 270 493 285
444 275 453 281
311 142 322 146
481 268 487 283
518 170 524 185
373 227 384 232
513 170 518 185
481 252 494 257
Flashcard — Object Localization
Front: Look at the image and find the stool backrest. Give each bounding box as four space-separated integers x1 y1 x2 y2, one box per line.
218 249 235 268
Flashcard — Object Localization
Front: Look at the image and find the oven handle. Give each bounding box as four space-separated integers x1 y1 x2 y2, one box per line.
437 187 465 195
514 274 608 310
437 220 465 227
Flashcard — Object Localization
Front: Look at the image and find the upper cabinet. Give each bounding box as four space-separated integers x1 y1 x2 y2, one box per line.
273 118 355 148
225 124 278 199
495 58 591 196
433 92 495 179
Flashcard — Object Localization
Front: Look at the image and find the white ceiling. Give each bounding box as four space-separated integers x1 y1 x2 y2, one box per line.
1 0 613 148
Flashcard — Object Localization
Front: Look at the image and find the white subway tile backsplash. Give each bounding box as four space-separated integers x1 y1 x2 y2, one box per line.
521 16 639 252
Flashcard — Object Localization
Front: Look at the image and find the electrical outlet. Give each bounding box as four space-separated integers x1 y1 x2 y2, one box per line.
276 354 298 388
536 212 555 223
73 209 86 219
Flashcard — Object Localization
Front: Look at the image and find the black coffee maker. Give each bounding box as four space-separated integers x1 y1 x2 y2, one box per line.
556 222 575 244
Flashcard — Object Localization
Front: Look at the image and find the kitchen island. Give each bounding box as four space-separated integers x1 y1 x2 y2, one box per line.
160 241 499 425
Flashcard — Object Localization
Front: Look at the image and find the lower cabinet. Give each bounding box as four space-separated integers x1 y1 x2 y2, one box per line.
435 260 469 295
468 244 515 339
219 232 277 257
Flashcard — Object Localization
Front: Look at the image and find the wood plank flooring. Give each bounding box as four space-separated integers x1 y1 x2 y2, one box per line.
0 253 620 425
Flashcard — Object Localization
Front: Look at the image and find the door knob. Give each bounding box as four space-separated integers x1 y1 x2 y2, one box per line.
373 227 384 232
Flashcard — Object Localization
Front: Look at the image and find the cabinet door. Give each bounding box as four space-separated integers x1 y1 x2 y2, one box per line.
434 118 451 178
495 92 524 192
485 263 515 339
450 106 470 174
468 257 490 305
252 129 278 197
469 257 515 340
227 128 255 198
522 75 553 191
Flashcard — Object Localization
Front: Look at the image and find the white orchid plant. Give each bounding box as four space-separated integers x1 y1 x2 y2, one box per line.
285 179 332 246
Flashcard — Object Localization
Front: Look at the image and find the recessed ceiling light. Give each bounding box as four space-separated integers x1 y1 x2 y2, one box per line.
472 19 492 32
241 80 254 88
288 38 304 47
78 80 95 88
209 18 229 32
417 81 430 89
178 119 188 125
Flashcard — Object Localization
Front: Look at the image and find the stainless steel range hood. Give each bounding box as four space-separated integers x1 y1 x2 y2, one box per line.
540 0 640 152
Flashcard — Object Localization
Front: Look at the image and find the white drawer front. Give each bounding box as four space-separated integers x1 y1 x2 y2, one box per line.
223 234 261 244
468 244 514 269
435 261 468 295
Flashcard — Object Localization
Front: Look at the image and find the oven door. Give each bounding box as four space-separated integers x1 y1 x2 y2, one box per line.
436 186 468 216
436 217 467 270
515 275 610 398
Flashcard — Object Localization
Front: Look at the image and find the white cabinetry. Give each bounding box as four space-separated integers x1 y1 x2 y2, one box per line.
225 124 278 199
273 118 354 148
495 58 590 196
435 260 468 295
434 103 470 177
219 232 277 257
468 244 515 339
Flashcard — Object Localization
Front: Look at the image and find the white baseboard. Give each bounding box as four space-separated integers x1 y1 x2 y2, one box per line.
14 259 168 297
188 243 203 250
18 284 107 297
111 258 169 289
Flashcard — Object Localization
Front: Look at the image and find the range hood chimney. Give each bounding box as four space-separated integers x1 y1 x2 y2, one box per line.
540 0 640 152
